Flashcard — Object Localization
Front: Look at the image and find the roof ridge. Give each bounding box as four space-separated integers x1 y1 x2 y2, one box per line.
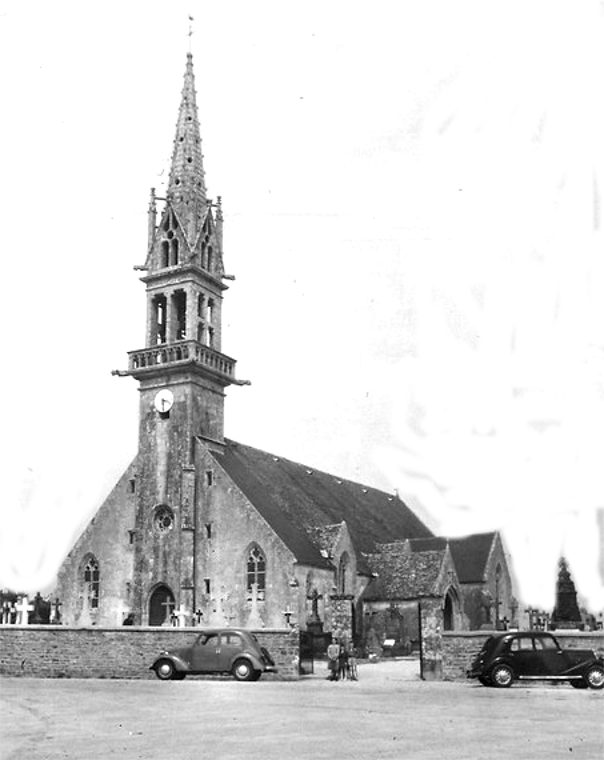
224 438 398 499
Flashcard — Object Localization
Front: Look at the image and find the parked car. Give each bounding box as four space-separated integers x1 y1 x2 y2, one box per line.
468 631 604 689
150 628 277 681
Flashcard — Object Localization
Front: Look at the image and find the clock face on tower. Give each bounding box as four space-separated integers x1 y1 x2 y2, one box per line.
154 389 174 414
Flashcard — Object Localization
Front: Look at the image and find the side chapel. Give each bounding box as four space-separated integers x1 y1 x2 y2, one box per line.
56 53 515 645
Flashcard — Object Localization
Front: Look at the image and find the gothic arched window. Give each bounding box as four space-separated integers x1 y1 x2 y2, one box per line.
83 555 100 610
171 238 179 266
246 545 266 601
161 240 170 268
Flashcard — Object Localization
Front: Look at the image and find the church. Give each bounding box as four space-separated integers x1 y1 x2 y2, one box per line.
56 52 515 647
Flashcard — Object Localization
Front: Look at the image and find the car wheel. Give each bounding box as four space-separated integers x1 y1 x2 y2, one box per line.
154 659 176 681
232 659 257 682
585 665 604 690
490 664 514 688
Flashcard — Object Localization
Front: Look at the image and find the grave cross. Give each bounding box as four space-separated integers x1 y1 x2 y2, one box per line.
160 598 175 626
173 604 189 628
51 598 62 624
282 608 294 627
15 596 34 625
194 609 203 625
307 588 323 623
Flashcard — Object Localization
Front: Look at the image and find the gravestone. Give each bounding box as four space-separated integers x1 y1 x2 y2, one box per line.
15 596 34 625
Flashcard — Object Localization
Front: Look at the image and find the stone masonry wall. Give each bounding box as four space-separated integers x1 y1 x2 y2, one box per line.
0 626 299 680
443 630 604 681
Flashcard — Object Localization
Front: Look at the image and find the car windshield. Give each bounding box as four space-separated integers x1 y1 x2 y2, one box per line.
480 636 498 655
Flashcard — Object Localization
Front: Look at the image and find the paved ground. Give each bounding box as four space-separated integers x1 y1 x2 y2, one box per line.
1 660 602 760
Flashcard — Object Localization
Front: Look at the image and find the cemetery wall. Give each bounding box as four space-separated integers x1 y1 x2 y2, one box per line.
0 625 300 680
442 630 604 680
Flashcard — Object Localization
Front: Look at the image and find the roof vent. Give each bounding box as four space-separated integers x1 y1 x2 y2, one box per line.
362 488 368 494
306 470 313 475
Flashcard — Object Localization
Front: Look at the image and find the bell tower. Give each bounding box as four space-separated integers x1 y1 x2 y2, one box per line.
115 52 244 624
122 52 242 448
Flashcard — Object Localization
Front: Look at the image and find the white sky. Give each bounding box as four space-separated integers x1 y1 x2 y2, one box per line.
1 0 603 615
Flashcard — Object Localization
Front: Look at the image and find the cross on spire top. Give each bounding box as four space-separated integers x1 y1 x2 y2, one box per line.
188 16 194 53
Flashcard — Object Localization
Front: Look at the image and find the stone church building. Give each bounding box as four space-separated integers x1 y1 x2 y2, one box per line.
56 53 515 647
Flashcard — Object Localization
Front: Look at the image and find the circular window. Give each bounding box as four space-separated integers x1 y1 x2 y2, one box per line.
154 507 174 533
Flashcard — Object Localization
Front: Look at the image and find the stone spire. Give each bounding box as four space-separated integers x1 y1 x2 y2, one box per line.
167 52 207 244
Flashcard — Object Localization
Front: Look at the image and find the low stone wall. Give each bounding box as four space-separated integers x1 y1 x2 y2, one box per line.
0 625 300 680
442 630 604 681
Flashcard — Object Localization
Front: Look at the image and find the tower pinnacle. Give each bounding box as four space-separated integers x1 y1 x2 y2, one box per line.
167 52 207 243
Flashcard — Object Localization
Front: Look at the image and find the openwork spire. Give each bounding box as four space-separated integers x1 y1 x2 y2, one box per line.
167 53 207 241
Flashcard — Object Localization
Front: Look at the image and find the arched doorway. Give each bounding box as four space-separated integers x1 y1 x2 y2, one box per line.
443 587 460 631
148 585 175 626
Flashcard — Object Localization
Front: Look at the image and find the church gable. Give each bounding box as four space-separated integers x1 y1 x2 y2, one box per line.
56 460 137 626
448 532 497 584
192 206 224 277
146 205 189 272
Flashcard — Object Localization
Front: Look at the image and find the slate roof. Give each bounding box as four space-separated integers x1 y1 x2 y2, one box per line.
306 524 344 558
210 439 433 570
406 533 496 584
447 533 496 583
363 541 447 599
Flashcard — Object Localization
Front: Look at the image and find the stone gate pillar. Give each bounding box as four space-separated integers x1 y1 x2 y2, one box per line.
330 594 354 642
419 598 443 680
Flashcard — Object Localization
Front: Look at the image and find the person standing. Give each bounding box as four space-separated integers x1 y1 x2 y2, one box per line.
338 640 349 681
348 643 358 681
327 638 340 681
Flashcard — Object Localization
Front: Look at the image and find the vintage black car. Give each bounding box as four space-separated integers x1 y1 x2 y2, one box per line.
468 631 604 689
151 628 277 681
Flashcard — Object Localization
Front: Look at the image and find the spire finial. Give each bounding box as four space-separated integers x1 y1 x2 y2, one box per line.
188 15 194 54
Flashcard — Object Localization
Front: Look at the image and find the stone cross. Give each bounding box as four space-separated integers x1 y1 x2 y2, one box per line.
50 597 63 625
307 588 323 624
160 598 175 627
211 594 228 627
246 583 263 629
15 596 34 625
194 609 203 625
